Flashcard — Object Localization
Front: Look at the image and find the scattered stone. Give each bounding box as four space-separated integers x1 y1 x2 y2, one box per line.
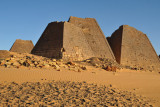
83 57 121 71
0 81 153 106
52 59 56 62
105 66 117 72
0 53 88 72
81 66 87 70
67 61 75 65
106 66 112 71
12 62 20 67
43 64 50 68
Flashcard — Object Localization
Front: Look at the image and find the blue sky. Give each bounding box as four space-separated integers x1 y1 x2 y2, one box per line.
0 0 160 55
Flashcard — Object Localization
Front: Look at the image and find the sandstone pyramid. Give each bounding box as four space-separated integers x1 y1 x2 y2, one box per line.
31 16 115 61
0 50 10 60
107 25 160 70
10 39 34 53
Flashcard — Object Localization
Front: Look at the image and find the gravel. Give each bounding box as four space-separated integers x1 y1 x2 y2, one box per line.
0 81 153 107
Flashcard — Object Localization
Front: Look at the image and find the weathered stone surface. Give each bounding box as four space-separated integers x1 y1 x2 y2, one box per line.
83 57 121 71
0 50 10 60
31 16 115 61
105 66 117 72
10 39 34 53
107 25 160 71
31 22 64 59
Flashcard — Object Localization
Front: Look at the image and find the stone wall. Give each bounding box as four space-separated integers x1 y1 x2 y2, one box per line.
31 22 64 59
10 39 34 53
108 25 160 70
68 16 115 59
107 26 123 64
63 22 94 61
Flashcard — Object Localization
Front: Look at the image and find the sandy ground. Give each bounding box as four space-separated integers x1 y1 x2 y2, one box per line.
0 66 160 106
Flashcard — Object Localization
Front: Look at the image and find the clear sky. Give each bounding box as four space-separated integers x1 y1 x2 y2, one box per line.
0 0 160 55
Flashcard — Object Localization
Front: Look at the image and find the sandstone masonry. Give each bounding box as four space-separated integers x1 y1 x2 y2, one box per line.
107 25 160 71
10 39 34 53
31 16 115 61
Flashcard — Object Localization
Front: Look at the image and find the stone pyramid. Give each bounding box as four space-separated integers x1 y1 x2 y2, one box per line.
31 16 115 61
107 25 160 70
10 39 34 53
0 50 10 60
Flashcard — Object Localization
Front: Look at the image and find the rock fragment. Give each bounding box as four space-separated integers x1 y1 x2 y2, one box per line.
0 81 152 106
0 53 88 72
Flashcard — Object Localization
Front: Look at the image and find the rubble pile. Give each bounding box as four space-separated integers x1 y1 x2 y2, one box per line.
83 57 122 72
0 53 87 72
83 57 149 71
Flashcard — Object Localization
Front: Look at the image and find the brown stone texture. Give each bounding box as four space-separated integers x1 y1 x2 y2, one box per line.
32 16 115 61
31 22 64 59
0 50 10 59
68 16 114 59
108 25 160 70
63 22 94 60
10 39 34 53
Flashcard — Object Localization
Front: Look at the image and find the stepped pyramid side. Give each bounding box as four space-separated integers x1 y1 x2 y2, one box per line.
63 22 94 60
32 16 115 61
108 25 160 70
106 26 123 64
0 50 11 59
68 16 115 60
10 39 34 53
31 22 64 59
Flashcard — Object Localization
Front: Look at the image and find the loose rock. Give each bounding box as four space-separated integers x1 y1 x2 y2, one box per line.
0 81 153 106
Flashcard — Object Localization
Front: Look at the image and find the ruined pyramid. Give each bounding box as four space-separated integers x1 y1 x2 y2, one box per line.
10 39 34 53
0 50 10 59
31 16 115 61
107 25 160 70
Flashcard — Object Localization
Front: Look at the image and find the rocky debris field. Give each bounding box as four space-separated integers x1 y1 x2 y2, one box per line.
0 52 158 72
0 53 87 72
82 57 151 72
75 57 122 72
0 81 153 107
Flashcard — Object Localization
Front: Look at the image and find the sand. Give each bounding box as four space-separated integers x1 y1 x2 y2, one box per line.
0 66 160 106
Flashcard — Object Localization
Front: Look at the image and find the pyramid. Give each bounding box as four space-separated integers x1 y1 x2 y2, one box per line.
10 39 34 53
0 50 10 60
108 25 160 70
31 16 115 61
